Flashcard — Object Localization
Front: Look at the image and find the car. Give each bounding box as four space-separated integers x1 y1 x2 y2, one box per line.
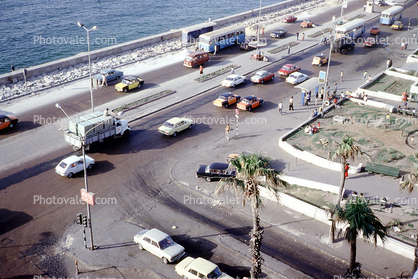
175 257 234 279
158 117 193 137
281 15 297 23
312 54 328 66
270 28 287 38
221 74 246 88
133 228 185 264
363 37 377 47
55 155 95 178
196 162 236 182
278 64 301 76
370 26 381 35
250 70 275 84
213 92 241 108
93 68 123 83
240 36 257 50
237 95 264 111
391 21 404 30
0 115 18 131
300 19 314 28
183 51 210 67
286 72 309 85
331 36 355 54
114 75 144 92
374 0 385 5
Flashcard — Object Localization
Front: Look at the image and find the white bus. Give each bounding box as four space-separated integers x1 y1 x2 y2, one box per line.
335 19 366 39
198 26 245 53
380 6 403 25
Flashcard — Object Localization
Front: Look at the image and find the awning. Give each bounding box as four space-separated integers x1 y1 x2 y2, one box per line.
295 77 322 91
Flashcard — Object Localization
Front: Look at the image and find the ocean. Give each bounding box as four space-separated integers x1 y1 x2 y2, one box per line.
0 0 281 75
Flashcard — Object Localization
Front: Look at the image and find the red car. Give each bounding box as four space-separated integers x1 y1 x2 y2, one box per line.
278 64 301 76
370 26 380 35
250 70 275 84
363 37 376 47
281 15 297 23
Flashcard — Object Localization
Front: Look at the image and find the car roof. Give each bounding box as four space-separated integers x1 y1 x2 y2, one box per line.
274 28 285 31
100 69 117 74
282 64 295 67
0 115 10 119
208 162 229 170
219 92 233 97
145 228 169 242
61 155 81 164
166 117 187 124
314 55 325 58
243 95 258 101
187 257 218 275
226 74 241 78
291 72 305 76
255 70 268 75
188 51 209 56
122 75 139 80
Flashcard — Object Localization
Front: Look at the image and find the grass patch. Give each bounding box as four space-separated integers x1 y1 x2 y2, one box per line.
194 64 240 83
113 89 175 113
268 41 299 54
376 148 405 163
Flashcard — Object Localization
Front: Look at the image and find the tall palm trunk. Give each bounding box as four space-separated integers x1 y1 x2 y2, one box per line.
337 157 347 206
412 234 418 276
349 235 357 272
249 183 263 279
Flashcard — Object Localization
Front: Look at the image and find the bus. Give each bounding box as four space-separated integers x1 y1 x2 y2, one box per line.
335 19 366 39
198 26 245 53
380 6 403 25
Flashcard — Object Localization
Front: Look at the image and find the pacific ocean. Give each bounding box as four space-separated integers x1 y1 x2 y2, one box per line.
0 0 282 75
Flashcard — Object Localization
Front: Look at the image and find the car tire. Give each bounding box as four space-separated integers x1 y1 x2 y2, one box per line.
123 130 130 139
137 84 141 89
248 107 252 112
123 88 128 93
163 257 169 264
88 164 93 170
9 123 14 128
271 76 274 80
138 244 143 250
188 124 192 130
225 103 229 108
206 177 212 182
261 80 264 84
116 76 121 80
173 132 177 137
68 172 73 178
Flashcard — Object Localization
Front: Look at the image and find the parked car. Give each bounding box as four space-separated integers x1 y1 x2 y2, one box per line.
55 155 95 178
93 68 123 83
363 37 377 47
278 64 301 76
237 95 264 111
281 15 297 23
196 162 236 182
391 20 403 30
183 51 210 67
176 257 234 279
270 28 287 38
312 54 328 66
221 74 246 88
114 75 144 92
250 70 275 84
133 228 185 264
158 117 193 137
300 19 314 28
370 26 381 35
213 92 241 108
0 115 18 130
374 0 385 5
286 72 309 85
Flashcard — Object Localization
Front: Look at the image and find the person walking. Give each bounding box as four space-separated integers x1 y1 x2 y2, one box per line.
287 44 291 54
225 124 230 141
199 65 204 76
368 75 372 81
278 101 283 115
363 71 368 80
318 106 323 117
315 90 318 105
213 46 217 55
386 59 392 69
344 163 349 179
301 33 305 41
231 66 235 75
334 83 338 92
289 96 294 111
340 71 344 82
102 74 108 87
296 32 299 41
332 15 336 24
11 65 15 72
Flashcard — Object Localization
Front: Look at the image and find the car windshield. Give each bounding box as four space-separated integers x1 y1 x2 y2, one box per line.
59 162 68 168
218 95 227 101
185 57 193 61
289 74 297 79
207 267 222 279
225 77 233 81
242 99 251 104
121 79 130 85
282 66 290 71
159 236 174 250
163 122 174 128
255 72 264 76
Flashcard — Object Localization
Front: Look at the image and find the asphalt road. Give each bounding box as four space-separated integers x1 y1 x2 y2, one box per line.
1 1 417 278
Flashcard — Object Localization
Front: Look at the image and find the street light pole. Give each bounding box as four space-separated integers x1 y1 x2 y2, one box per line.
82 140 95 250
77 22 98 113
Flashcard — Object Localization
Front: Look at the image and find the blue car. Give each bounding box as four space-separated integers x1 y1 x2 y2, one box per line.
94 69 123 83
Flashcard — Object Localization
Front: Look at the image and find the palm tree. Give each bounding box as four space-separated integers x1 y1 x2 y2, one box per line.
336 196 387 277
216 153 287 279
329 135 362 243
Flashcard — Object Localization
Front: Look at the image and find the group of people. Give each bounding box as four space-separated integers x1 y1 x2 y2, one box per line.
304 122 320 135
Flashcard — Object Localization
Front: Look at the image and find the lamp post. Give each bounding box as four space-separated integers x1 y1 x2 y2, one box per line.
77 22 98 113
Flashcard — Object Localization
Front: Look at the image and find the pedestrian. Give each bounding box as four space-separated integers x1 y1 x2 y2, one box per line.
363 94 368 102
386 113 390 123
102 74 108 87
11 65 15 72
278 101 283 115
225 124 230 141
319 106 323 117
315 90 318 105
23 68 27 86
199 65 204 76
401 41 405 50
332 15 335 24
287 44 291 54
231 66 235 75
411 136 415 145
307 90 311 102
340 71 344 82
386 59 392 69
296 32 299 41
301 33 305 41
368 75 372 81
289 96 294 110
213 46 217 55
103 108 110 117
363 71 367 80
340 91 345 99
334 83 338 92
345 163 349 179
317 121 320 130
405 41 408 50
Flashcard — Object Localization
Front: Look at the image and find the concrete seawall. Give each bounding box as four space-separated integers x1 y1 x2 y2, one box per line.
0 0 304 86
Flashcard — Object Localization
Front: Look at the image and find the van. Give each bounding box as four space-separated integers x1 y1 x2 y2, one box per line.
183 51 209 68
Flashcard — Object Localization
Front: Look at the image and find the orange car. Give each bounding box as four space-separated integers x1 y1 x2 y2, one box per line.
370 26 380 35
213 93 241 108
0 115 18 131
300 19 314 28
237 95 264 111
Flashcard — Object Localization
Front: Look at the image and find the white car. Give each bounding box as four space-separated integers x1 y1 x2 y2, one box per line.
286 72 309 85
133 228 185 264
221 74 246 88
175 257 234 279
55 155 95 178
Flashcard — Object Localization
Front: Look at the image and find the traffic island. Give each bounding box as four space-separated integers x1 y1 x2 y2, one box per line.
193 64 240 83
113 89 176 113
267 41 299 54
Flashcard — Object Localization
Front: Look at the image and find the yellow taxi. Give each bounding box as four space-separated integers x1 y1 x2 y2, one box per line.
391 21 403 30
115 76 144 92
0 115 18 131
213 92 241 108
237 95 264 111
312 54 328 66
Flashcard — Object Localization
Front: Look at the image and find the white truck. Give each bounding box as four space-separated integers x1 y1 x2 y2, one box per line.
64 111 131 150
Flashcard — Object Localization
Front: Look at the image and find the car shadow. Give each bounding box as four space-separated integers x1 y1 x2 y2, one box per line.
171 234 217 259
